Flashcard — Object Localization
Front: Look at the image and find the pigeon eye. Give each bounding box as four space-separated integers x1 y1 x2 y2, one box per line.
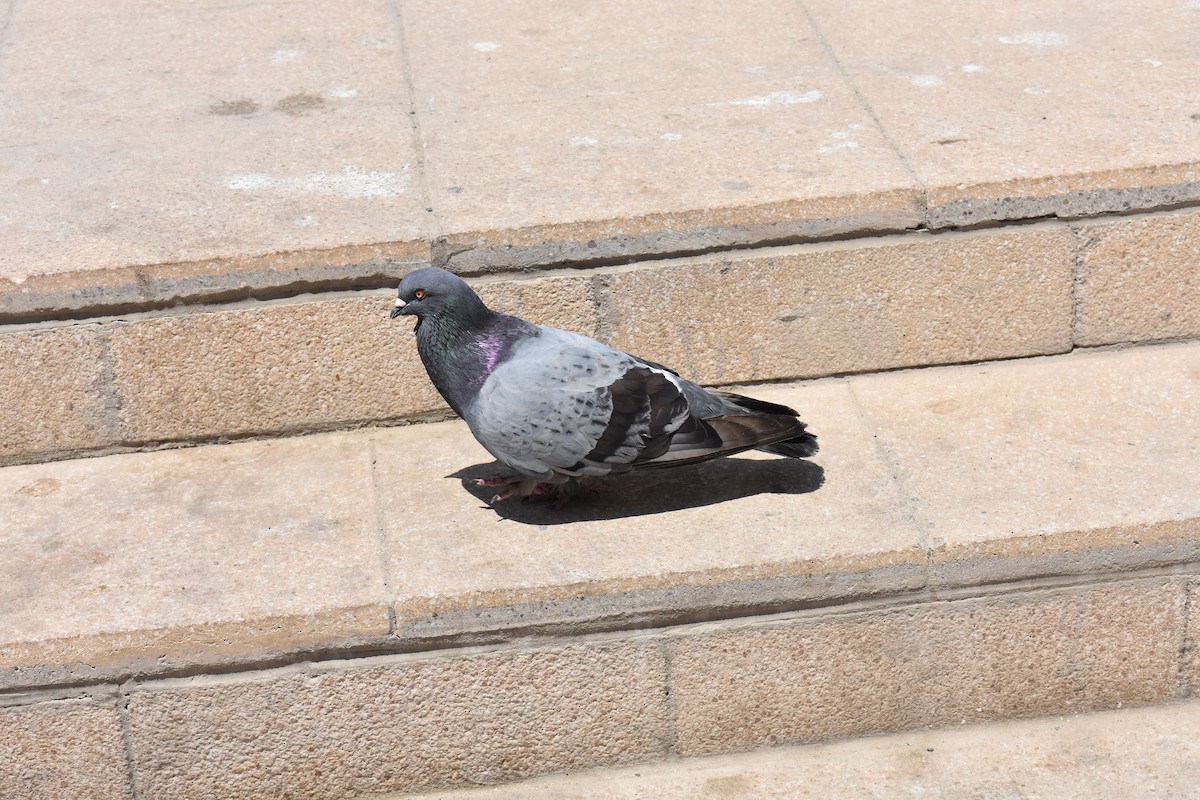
414 289 426 300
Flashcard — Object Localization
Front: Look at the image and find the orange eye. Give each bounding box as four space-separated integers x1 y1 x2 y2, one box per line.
414 289 426 300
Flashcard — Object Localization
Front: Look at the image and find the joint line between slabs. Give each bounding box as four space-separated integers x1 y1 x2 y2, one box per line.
793 0 928 215
116 691 146 800
1179 578 1195 698
368 433 399 634
386 0 443 259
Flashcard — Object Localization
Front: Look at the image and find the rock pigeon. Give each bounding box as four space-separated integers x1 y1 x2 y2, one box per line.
390 267 817 504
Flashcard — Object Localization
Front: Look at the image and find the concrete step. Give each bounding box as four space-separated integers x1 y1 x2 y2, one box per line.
396 699 1200 800
3 341 1198 799
3 0 1199 469
4 208 1199 469
2 0 1198 320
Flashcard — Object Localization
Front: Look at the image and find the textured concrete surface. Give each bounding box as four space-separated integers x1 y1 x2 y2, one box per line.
403 0 920 270
118 579 1190 799
2 341 1198 690
0 0 429 318
126 642 669 800
669 579 1186 757
109 296 445 443
1188 582 1200 696
376 379 924 643
602 225 1072 385
1073 209 1200 346
107 274 594 443
850 343 1200 588
4 1 1197 315
0 695 131 800
804 0 1200 227
0 324 114 460
411 699 1200 800
0 222 1052 464
2 221 1083 466
0 433 390 690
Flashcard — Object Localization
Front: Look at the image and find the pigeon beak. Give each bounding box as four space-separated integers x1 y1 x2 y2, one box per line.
388 298 407 319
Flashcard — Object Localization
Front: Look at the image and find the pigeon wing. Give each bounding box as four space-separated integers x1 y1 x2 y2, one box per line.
465 329 691 480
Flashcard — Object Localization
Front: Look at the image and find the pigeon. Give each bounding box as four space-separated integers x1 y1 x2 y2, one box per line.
390 267 817 505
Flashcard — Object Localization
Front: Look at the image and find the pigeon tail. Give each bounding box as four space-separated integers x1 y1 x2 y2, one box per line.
756 432 819 459
709 390 819 459
637 412 814 469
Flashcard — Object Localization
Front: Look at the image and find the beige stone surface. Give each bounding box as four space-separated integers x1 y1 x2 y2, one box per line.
670 579 1186 757
1189 582 1200 696
849 343 1200 588
109 295 446 444
108 274 594 443
4 339 1198 692
0 695 131 800
0 432 389 689
411 699 1200 800
126 641 669 800
0 324 115 463
0 0 429 317
375 379 925 643
803 0 1200 226
404 0 921 270
601 225 1073 385
1073 209 1200 346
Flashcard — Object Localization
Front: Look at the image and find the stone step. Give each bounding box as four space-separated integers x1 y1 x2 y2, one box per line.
3 340 1197 799
398 699 1200 800
2 0 1198 323
4 209 1199 469
4 0 1200 469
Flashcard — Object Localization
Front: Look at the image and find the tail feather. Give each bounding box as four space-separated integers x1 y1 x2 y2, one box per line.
712 390 818 459
637 413 815 469
757 432 819 459
710 390 800 417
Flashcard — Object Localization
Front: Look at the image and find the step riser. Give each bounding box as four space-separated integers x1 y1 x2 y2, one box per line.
3 208 1198 468
5 574 1196 800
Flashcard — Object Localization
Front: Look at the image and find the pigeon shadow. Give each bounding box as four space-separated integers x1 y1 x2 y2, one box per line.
449 457 825 525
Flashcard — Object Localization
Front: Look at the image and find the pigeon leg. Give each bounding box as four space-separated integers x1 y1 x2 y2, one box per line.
485 477 542 505
475 475 516 488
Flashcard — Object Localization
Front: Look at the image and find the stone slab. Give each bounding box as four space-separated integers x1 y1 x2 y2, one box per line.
107 275 595 444
0 694 131 800
669 579 1186 757
0 0 430 319
410 699 1200 800
803 0 1200 227
1073 209 1200 346
0 433 390 690
0 323 115 464
375 379 925 644
126 641 669 800
848 342 1200 588
403 0 921 270
600 225 1073 385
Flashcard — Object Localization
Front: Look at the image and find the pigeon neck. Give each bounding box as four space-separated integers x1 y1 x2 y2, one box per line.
416 306 531 414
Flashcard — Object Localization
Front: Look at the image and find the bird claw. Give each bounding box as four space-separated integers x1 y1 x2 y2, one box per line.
475 476 515 488
481 478 574 508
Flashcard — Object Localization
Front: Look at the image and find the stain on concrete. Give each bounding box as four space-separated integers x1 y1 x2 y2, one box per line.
275 93 325 116
17 478 60 497
210 99 260 116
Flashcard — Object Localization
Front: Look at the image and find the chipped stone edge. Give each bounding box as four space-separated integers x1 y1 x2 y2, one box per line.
927 178 1200 230
0 245 429 324
0 603 393 694
440 203 925 272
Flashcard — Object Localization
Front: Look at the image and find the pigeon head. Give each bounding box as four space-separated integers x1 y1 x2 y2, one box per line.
390 267 487 325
